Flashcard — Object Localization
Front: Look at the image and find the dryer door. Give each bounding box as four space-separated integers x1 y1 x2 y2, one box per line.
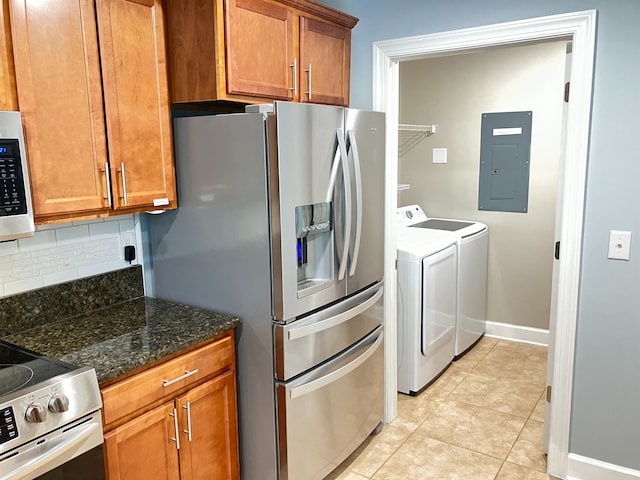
422 244 457 356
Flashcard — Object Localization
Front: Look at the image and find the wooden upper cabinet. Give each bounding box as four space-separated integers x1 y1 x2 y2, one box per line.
165 0 357 106
9 0 110 217
96 0 175 210
225 0 294 101
9 0 175 222
0 0 17 110
299 16 350 106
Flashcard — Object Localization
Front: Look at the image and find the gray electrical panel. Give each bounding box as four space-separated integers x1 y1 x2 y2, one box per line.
478 111 532 213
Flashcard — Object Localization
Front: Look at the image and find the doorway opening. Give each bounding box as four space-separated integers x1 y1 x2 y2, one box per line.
373 11 596 479
398 39 568 342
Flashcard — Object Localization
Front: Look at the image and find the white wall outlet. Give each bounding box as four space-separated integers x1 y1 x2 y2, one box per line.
433 147 448 164
607 230 631 260
120 232 136 249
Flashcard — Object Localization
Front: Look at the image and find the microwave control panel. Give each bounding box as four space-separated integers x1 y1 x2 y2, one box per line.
0 139 28 217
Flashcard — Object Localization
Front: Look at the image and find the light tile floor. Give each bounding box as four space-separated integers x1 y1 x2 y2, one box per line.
326 337 560 480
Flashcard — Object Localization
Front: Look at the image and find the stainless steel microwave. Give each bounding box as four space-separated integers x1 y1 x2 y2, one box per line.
0 111 34 241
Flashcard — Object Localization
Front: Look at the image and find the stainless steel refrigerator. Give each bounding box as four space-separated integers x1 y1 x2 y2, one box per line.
148 101 385 480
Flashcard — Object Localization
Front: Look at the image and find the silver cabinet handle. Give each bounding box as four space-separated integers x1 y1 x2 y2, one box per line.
305 63 312 100
163 369 199 388
169 407 180 450
182 401 192 442
120 162 128 206
347 130 363 276
290 58 298 98
102 163 112 206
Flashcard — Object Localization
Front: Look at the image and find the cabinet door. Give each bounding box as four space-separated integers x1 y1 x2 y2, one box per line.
9 0 110 217
177 371 240 480
0 0 17 110
225 0 294 100
165 0 219 103
299 16 350 106
96 0 176 210
104 401 180 480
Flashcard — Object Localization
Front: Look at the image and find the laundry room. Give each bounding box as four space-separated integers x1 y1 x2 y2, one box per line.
398 39 569 339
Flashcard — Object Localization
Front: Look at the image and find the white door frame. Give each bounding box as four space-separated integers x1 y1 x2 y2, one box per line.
373 10 596 479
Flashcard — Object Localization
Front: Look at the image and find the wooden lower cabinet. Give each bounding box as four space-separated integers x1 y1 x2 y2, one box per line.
104 402 180 480
176 372 240 480
102 332 240 480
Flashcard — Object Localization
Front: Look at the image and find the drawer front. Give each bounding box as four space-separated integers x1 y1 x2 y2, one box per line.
277 327 384 480
102 332 234 427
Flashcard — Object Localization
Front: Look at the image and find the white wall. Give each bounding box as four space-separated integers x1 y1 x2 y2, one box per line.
399 40 567 330
0 215 141 298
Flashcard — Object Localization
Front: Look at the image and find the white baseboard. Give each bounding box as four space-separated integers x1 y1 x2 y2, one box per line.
484 321 549 346
567 453 640 480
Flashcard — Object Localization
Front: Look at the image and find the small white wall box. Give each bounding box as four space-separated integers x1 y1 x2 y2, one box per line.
433 147 447 164
607 230 631 260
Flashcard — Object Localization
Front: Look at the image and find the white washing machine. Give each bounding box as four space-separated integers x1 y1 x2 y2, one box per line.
397 205 489 358
396 223 458 395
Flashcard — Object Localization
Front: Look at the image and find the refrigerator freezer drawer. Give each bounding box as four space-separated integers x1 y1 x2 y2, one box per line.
276 326 384 480
274 282 383 381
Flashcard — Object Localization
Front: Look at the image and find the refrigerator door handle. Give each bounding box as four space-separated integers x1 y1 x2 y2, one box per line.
326 135 342 203
326 129 352 281
287 286 383 340
289 329 383 399
346 130 363 277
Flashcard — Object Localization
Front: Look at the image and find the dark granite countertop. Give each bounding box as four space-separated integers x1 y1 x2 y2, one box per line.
1 266 240 386
5 297 239 385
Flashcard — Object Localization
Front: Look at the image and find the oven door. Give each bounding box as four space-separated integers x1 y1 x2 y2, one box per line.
0 411 104 480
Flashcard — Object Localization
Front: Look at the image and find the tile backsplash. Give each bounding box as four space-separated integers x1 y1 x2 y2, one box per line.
0 215 141 298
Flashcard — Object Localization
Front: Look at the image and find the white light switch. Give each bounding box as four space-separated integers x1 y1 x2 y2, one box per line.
607 230 632 260
433 148 447 164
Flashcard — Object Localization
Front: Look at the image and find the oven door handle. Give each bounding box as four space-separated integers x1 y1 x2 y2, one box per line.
0 420 102 480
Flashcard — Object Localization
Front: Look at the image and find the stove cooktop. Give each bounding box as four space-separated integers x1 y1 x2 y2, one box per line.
0 341 102 455
0 341 76 397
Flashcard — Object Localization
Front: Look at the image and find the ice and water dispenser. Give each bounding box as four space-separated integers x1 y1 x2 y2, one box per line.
295 202 333 297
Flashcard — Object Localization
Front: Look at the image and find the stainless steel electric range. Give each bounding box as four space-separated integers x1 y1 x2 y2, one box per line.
0 340 104 479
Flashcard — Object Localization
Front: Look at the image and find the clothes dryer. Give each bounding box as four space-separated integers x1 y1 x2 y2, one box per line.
397 205 488 358
396 225 458 395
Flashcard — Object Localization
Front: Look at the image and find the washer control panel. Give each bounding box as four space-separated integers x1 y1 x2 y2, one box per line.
396 205 428 226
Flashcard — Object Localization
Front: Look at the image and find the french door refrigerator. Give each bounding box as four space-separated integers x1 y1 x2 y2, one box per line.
148 101 385 480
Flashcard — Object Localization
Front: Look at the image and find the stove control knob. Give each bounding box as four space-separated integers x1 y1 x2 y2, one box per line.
48 394 69 413
25 403 47 423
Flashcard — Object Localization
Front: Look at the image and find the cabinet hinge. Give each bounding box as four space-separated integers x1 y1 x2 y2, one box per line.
555 241 560 260
564 82 570 103
395 258 398 270
546 385 552 403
